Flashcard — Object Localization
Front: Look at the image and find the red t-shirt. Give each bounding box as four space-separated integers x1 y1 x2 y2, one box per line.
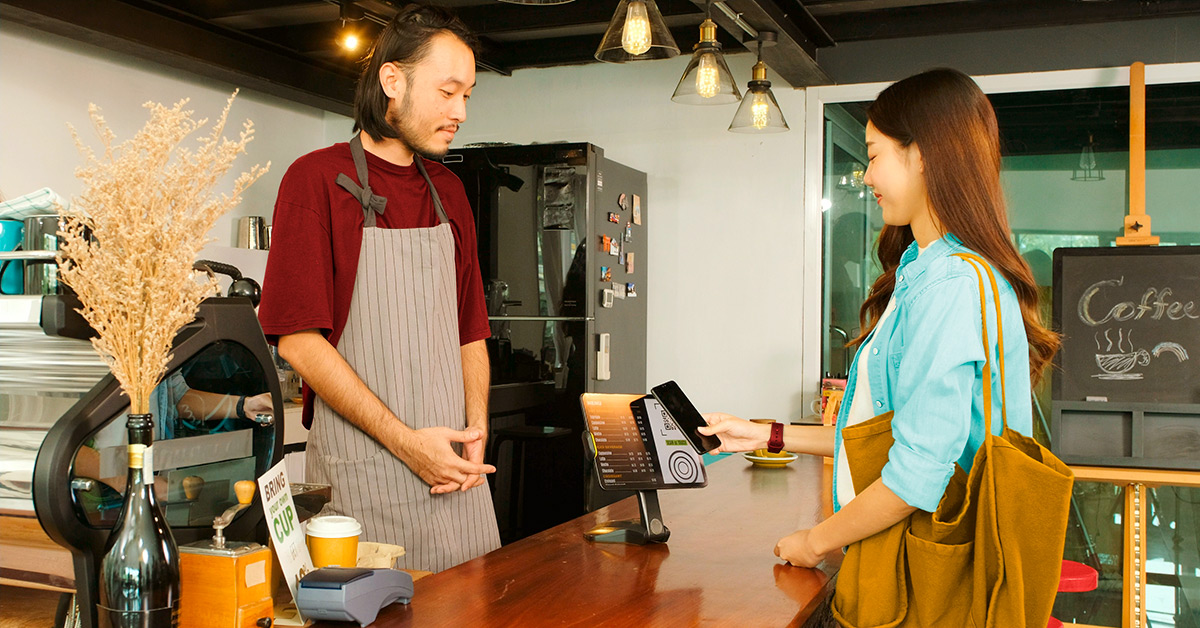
258 142 490 424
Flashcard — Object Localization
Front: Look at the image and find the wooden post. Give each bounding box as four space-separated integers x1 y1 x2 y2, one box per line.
1122 482 1147 628
1117 62 1159 246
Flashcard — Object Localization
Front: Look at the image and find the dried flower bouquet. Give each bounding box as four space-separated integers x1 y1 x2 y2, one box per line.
57 92 269 414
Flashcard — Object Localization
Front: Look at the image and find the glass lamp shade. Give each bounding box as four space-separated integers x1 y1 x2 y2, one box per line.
671 43 741 105
729 81 789 133
595 0 680 63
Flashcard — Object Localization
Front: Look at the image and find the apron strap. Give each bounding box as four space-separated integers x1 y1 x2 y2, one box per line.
413 154 450 226
336 133 388 228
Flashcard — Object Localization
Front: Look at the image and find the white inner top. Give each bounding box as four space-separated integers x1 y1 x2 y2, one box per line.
836 242 930 508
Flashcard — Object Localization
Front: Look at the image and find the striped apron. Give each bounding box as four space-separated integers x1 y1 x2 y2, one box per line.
306 134 500 573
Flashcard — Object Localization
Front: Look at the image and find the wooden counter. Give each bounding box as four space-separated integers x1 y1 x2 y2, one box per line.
332 454 838 627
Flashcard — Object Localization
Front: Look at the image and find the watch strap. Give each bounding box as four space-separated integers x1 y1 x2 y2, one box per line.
767 422 785 454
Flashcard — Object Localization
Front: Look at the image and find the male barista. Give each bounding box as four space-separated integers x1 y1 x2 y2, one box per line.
258 4 500 572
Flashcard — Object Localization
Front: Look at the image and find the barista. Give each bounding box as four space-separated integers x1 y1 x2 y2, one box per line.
257 4 500 572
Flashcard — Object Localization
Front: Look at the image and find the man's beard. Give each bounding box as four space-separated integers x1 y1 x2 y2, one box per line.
386 91 450 160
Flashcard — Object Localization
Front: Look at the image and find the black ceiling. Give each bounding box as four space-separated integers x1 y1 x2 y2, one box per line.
3 0 1200 116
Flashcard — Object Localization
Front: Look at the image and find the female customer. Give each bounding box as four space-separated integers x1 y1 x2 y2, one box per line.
700 68 1065 627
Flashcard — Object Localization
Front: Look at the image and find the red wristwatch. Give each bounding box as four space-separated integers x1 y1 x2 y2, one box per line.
767 422 785 454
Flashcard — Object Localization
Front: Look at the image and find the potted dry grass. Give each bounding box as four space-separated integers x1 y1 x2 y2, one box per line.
56 92 268 627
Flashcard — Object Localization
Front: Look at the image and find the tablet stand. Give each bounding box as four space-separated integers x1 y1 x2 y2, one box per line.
584 490 670 545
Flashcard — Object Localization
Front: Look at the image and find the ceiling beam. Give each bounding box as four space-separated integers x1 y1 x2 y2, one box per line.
453 0 702 36
804 0 965 16
0 0 357 115
483 25 742 71
687 0 834 87
817 0 1200 42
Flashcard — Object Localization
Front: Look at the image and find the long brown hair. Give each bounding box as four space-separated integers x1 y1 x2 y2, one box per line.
851 68 1059 385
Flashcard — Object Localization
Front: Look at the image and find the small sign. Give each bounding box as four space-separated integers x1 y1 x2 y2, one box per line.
258 460 314 622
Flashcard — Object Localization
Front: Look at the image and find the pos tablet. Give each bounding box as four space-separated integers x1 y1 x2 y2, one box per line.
579 393 708 492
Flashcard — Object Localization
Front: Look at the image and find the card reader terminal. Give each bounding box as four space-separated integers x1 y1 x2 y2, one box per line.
295 567 413 626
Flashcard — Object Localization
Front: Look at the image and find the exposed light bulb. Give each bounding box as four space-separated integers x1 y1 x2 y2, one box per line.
342 33 361 51
621 1 652 55
751 93 770 130
695 52 720 98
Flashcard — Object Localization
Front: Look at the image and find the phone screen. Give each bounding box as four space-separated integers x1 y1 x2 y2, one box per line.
650 381 723 455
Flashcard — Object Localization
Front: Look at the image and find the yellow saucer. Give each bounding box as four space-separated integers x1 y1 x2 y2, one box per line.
743 452 799 468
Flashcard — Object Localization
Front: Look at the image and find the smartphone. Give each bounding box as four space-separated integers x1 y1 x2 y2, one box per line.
650 380 723 455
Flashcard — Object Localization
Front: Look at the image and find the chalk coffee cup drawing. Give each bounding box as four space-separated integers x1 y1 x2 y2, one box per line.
305 515 363 568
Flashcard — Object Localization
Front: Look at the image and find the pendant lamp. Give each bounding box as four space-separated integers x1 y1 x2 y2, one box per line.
671 2 739 105
729 33 789 133
1071 133 1105 181
595 0 680 63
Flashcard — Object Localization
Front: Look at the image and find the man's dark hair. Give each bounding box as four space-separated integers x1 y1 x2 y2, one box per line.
353 4 479 141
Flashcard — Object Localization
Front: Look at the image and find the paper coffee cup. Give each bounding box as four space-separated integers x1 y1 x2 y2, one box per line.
306 515 362 568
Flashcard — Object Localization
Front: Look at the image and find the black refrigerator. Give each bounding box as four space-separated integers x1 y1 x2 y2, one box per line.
443 142 649 540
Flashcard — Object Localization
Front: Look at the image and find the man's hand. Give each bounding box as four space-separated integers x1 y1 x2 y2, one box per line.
454 430 488 493
775 529 824 568
396 426 495 495
242 393 273 417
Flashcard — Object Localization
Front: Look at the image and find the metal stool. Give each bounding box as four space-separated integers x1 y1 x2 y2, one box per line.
488 425 571 542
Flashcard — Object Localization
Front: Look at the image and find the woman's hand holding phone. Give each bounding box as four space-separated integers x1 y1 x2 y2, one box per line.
698 413 770 454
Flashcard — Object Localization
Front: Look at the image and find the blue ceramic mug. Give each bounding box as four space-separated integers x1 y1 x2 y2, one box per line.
0 220 23 295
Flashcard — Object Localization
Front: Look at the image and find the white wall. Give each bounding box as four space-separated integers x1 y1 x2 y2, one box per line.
0 22 331 249
0 19 816 422
454 54 812 421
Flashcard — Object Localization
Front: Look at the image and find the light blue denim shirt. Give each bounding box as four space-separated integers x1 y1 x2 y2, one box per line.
832 235 1033 513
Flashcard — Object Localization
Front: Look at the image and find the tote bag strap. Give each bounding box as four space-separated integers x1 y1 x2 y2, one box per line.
952 252 1010 437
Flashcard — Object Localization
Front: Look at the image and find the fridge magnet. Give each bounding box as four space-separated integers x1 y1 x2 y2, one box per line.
625 252 635 274
612 282 626 298
601 288 615 308
632 195 642 225
608 239 620 256
618 251 626 266
626 282 637 297
607 212 621 224
599 234 612 252
618 193 630 212
624 223 633 242
600 266 612 282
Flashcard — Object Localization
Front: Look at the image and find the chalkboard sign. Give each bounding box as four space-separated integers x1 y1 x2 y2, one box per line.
1053 246 1200 404
1052 246 1200 470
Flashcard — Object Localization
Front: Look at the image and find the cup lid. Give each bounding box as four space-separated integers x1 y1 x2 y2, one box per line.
306 515 363 538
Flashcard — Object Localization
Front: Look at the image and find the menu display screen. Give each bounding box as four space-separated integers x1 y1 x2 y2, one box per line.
580 393 707 491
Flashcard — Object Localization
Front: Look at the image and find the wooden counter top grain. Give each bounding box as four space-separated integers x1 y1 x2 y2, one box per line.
336 454 838 628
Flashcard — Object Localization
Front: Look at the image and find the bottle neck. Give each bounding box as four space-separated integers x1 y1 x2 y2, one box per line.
126 413 154 483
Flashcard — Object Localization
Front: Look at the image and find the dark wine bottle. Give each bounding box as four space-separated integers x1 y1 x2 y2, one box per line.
97 414 181 628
